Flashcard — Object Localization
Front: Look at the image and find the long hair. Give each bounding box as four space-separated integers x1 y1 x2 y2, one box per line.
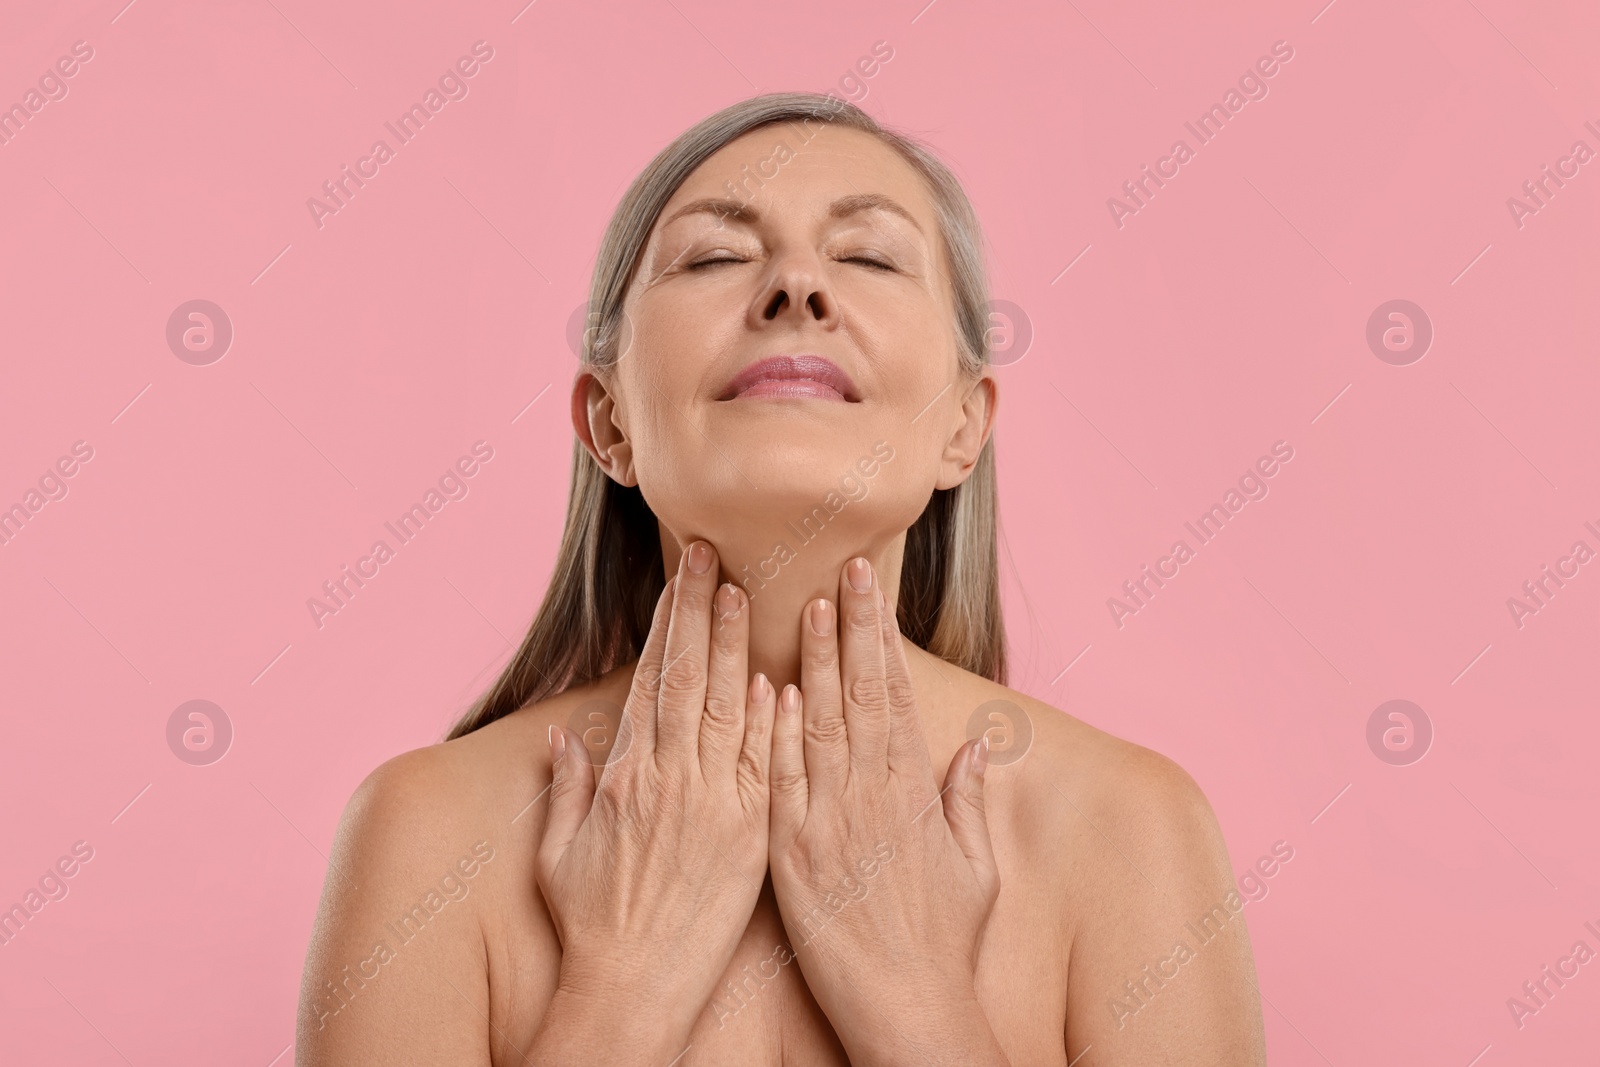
446 91 1004 740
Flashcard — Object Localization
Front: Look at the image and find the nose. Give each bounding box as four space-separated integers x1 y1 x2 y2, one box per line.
751 249 841 330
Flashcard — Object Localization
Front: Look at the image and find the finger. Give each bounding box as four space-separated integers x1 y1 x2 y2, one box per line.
768 682 808 847
654 540 718 766
537 725 596 882
698 582 749 783
837 557 890 784
611 578 675 771
879 585 934 781
941 738 1000 901
798 596 850 795
737 671 777 824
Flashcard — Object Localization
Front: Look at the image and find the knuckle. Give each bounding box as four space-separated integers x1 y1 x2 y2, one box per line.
884 677 918 711
845 676 889 713
591 778 627 821
702 692 741 729
658 656 706 697
804 713 849 748
844 602 878 640
671 579 710 618
735 748 765 785
771 767 808 797
806 639 839 672
631 666 663 701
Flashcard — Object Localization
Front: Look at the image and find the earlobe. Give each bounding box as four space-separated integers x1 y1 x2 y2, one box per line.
571 371 638 486
934 373 997 490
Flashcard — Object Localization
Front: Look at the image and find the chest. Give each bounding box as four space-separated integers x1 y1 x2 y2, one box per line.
679 884 850 1066
492 885 1068 1067
658 875 1070 1066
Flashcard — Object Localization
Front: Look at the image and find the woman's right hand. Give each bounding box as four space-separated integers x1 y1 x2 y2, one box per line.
531 540 775 1061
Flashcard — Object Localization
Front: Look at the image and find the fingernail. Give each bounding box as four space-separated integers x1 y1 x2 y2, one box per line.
687 541 712 575
877 587 887 612
751 672 771 704
548 724 565 763
847 556 872 593
781 684 801 715
809 598 835 636
716 582 741 619
974 736 989 778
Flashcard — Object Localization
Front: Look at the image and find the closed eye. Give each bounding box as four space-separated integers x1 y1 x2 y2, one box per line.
842 255 895 271
686 255 746 270
686 254 895 271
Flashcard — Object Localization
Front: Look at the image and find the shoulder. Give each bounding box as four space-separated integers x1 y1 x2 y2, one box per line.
336 667 636 852
932 665 1265 1059
922 659 1226 883
296 675 626 1060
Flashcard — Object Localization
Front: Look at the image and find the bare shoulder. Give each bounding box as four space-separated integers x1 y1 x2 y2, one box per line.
295 675 626 1065
919 657 1266 1063
917 656 1224 878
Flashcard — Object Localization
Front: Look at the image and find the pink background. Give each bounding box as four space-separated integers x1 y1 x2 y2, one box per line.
2 0 1597 1063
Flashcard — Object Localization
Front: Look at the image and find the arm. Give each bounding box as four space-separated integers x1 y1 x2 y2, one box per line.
295 750 496 1066
1061 749 1268 1065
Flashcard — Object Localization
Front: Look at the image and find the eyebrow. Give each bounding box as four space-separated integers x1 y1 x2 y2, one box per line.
659 192 925 235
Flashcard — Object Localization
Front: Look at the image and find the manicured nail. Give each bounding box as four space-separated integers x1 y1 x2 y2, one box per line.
781 684 801 715
974 736 989 778
715 582 741 619
548 724 565 763
750 672 771 704
847 556 872 593
687 541 712 575
809 598 835 636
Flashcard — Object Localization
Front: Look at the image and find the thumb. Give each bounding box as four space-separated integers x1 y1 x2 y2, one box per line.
538 725 595 879
941 737 999 898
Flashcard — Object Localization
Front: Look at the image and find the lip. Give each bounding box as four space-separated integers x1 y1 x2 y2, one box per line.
718 354 861 403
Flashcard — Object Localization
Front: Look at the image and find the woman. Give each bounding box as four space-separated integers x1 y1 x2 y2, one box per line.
297 91 1267 1065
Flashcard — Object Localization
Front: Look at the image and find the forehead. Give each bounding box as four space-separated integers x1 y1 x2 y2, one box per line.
660 123 938 232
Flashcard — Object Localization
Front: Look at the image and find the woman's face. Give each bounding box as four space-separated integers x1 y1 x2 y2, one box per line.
576 121 994 555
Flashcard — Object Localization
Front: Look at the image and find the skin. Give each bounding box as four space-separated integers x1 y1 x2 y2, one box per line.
297 121 1268 1065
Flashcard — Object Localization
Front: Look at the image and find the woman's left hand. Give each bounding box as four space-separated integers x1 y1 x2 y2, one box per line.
768 556 1010 1066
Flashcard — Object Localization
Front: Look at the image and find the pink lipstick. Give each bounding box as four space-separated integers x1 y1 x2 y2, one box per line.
718 355 860 402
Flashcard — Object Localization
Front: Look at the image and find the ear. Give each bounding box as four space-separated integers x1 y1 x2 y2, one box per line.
571 370 638 487
935 372 997 491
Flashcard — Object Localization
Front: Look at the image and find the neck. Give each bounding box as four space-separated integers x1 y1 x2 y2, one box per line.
659 525 906 694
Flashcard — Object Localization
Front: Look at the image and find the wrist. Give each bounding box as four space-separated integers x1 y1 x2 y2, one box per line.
532 978 693 1065
841 982 1008 1067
